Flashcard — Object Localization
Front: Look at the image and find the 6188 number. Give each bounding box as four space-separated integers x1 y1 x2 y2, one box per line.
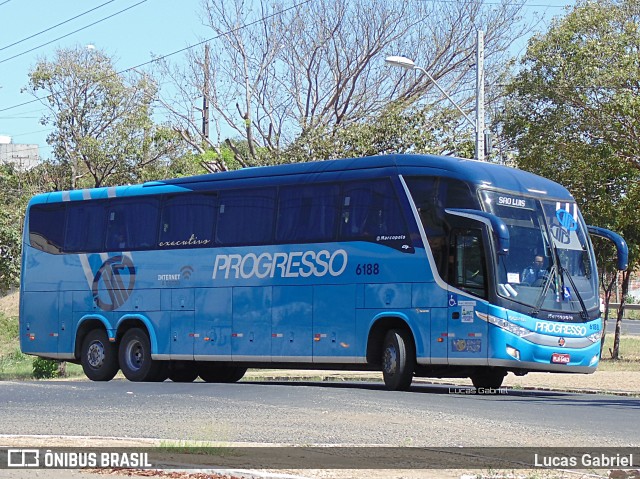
356 263 379 275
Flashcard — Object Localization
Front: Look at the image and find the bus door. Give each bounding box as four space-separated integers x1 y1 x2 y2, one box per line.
447 228 489 363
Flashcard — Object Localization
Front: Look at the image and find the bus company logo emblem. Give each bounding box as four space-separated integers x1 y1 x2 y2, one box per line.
556 209 578 231
558 337 566 347
92 255 136 311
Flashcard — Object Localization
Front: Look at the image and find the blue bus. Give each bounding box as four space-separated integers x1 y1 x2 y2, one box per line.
19 154 627 390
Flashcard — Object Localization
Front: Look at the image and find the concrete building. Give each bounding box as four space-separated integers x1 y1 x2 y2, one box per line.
0 136 39 170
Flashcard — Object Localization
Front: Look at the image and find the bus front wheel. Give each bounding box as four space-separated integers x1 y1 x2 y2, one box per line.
81 329 119 381
118 328 164 382
470 369 506 391
381 329 415 391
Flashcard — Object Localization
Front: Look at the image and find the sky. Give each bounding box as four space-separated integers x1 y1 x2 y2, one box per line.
0 0 574 163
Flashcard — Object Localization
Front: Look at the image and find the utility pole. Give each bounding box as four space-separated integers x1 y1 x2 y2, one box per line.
202 43 210 140
475 29 485 162
387 30 487 161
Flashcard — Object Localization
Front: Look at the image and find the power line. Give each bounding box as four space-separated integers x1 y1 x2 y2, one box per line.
0 0 12 6
0 0 147 65
0 0 313 113
0 0 116 52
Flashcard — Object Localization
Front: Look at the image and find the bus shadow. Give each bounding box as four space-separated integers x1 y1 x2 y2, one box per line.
238 379 640 406
238 379 532 396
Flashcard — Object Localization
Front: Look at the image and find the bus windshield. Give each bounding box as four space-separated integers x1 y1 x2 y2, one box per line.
481 190 599 319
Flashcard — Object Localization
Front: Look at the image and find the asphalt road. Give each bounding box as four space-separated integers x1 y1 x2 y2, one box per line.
0 378 639 449
605 318 640 335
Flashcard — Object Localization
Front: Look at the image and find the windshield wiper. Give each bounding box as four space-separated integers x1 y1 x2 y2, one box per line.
530 262 557 318
559 264 589 320
531 243 589 320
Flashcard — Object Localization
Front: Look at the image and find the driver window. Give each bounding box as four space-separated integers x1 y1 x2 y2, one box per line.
450 228 487 299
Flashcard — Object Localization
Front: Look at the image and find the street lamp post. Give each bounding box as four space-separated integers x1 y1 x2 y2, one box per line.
385 30 486 161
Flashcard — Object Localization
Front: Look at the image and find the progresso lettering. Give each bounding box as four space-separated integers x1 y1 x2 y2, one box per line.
212 249 348 280
534 322 587 336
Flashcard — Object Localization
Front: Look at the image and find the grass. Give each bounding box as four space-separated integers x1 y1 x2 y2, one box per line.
598 334 640 371
0 311 84 380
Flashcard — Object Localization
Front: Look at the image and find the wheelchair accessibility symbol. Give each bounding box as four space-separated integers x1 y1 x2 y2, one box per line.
449 293 458 307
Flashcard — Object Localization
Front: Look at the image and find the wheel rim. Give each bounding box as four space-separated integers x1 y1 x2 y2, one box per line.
124 340 144 372
383 345 397 375
87 341 105 368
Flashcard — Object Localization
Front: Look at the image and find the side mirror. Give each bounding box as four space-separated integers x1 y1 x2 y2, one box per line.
445 208 510 255
587 225 628 271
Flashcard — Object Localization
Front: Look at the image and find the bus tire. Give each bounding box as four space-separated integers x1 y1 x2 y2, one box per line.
80 329 119 381
381 329 415 391
198 364 247 383
169 362 199 382
118 328 163 382
470 369 506 391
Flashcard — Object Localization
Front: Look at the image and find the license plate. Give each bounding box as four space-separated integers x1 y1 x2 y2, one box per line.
551 353 570 364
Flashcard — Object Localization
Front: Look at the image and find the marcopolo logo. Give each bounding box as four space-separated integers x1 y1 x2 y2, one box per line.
92 255 136 311
213 249 348 280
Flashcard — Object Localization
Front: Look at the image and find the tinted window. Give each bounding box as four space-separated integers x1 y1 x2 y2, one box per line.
340 179 410 251
216 188 276 245
65 202 106 253
451 228 487 299
29 204 66 254
276 183 340 243
105 198 160 251
405 177 476 276
159 194 216 248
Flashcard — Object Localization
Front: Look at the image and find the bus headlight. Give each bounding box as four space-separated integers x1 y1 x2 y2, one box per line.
587 331 602 343
479 312 531 338
589 354 599 366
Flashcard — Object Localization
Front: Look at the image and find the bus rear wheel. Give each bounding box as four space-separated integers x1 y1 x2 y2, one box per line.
118 328 164 382
198 364 247 383
381 329 415 391
81 329 119 381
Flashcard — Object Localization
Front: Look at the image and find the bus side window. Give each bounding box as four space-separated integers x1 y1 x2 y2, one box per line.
276 183 340 243
28 204 66 254
340 179 407 243
105 198 160 251
216 188 276 246
160 194 216 247
65 202 105 253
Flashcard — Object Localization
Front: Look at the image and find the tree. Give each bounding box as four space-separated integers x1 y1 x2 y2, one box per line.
500 0 640 359
160 0 530 167
28 46 185 189
0 163 26 293
279 103 474 163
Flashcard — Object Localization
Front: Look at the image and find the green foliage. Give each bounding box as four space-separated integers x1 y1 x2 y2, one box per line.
28 46 187 188
276 103 474 163
32 357 59 379
501 0 640 272
0 164 29 293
